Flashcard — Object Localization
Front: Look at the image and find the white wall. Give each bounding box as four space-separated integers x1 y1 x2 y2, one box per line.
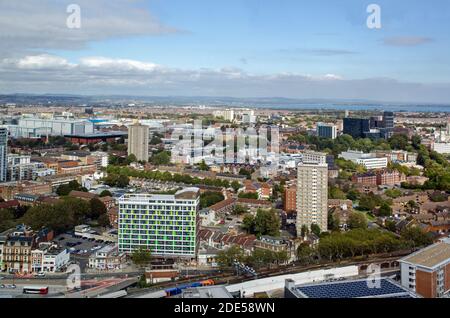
226 265 359 297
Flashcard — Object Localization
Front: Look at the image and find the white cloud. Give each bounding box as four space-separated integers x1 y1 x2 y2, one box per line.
79 57 159 72
3 54 74 70
0 54 449 103
0 0 179 56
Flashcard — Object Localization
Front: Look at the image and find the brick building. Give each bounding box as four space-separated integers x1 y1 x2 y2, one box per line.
400 239 450 298
283 186 297 213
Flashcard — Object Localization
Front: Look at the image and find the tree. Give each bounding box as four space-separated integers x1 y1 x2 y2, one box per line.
346 189 360 201
300 225 309 238
254 209 280 237
90 198 107 219
0 209 16 232
310 224 321 236
238 192 259 200
242 214 255 233
149 151 171 165
378 203 393 217
97 213 111 228
348 212 368 229
401 227 433 249
99 190 113 197
328 212 340 231
329 186 346 200
200 191 224 209
231 181 241 192
131 247 152 267
126 154 138 165
385 188 402 199
198 160 209 171
216 245 245 268
56 180 86 196
232 205 247 216
389 134 409 150
297 243 316 265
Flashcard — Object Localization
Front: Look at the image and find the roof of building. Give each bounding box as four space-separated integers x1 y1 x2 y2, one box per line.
69 190 98 200
400 240 450 269
293 278 417 298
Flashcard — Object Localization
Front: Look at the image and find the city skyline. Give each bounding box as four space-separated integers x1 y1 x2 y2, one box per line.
0 0 450 103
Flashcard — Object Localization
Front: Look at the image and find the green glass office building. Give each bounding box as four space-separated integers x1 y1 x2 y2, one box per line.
118 188 200 258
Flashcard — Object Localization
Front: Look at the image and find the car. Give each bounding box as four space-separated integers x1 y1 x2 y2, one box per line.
0 284 5 288
0 276 5 280
34 272 46 277
6 284 16 289
58 237 65 241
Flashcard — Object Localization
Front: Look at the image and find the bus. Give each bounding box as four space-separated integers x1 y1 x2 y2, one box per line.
23 286 49 295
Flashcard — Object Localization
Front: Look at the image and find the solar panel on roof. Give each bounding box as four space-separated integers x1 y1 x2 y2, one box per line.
296 279 409 298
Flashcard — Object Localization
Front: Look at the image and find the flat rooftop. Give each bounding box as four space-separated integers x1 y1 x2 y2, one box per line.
400 241 450 269
182 286 233 299
292 278 417 298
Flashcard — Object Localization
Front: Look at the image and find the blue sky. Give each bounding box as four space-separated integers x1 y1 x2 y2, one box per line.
1 0 450 102
52 0 450 82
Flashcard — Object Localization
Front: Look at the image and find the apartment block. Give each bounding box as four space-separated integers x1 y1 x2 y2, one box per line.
400 239 450 298
296 162 328 235
118 188 200 258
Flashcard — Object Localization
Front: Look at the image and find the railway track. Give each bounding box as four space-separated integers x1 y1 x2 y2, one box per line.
127 251 410 297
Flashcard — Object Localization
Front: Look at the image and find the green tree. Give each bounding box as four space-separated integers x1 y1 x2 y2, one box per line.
328 212 340 231
131 247 152 267
401 227 433 249
254 209 280 237
149 151 171 165
242 214 255 233
231 181 241 192
329 186 346 200
232 205 247 216
97 213 111 228
216 245 245 268
99 190 113 197
197 160 209 171
238 192 259 200
310 224 321 236
378 203 393 217
348 212 368 229
90 198 107 219
200 191 224 209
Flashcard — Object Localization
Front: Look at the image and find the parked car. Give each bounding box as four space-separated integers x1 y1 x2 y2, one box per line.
34 272 46 278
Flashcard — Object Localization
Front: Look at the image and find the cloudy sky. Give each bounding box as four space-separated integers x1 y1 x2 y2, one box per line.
1 0 450 103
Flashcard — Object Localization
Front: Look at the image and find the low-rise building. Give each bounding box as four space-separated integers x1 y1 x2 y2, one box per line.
399 239 450 298
31 242 70 273
88 244 126 271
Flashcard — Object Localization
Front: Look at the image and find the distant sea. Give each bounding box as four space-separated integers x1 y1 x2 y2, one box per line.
240 104 450 113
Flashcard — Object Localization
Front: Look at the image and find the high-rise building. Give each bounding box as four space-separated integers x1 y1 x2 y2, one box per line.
317 123 337 139
343 118 370 139
118 188 200 258
127 121 149 162
296 162 328 236
283 186 297 214
0 126 8 183
381 111 395 140
399 239 450 298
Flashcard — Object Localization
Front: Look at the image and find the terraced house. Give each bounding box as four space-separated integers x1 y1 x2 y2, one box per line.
118 188 200 259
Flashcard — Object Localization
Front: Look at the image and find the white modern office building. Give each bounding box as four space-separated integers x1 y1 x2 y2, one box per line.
317 123 337 139
296 162 329 235
339 150 388 170
118 188 200 258
433 142 450 154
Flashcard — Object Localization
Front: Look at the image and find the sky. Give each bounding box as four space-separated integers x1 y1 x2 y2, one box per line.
0 0 450 103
